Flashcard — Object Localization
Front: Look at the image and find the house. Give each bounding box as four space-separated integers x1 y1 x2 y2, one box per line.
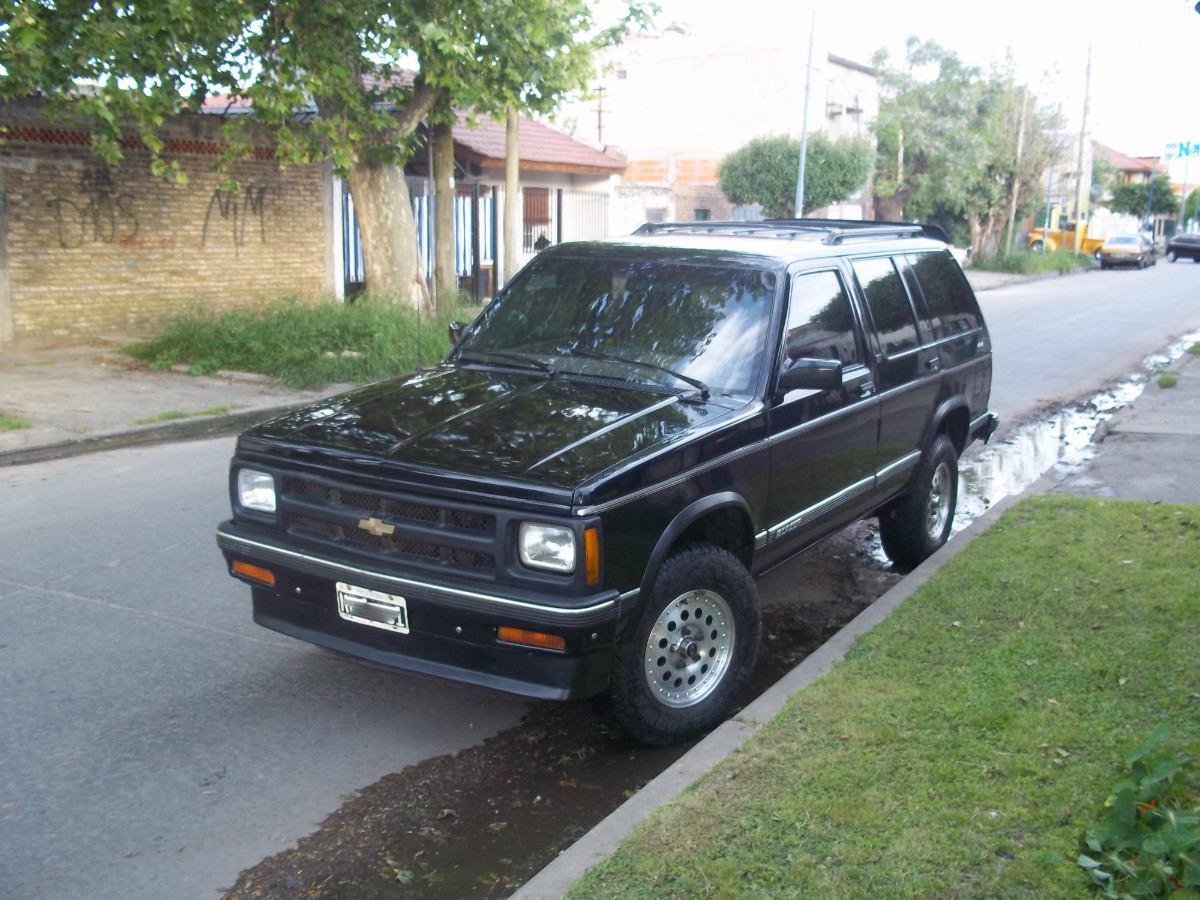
554 24 880 229
0 98 624 344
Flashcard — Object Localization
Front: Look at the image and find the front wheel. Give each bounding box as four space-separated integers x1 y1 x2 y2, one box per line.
1030 240 1045 253
608 544 761 745
879 434 959 570
1167 250 1178 262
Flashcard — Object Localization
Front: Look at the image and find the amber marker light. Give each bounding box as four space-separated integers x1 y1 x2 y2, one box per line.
584 526 601 586
497 626 566 653
231 560 276 587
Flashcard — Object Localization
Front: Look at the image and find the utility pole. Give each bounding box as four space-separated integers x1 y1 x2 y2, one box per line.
593 86 607 146
1042 163 1054 252
794 9 815 217
1004 87 1028 257
1072 44 1092 253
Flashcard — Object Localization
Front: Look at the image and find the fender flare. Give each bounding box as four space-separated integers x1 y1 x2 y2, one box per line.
637 492 756 600
928 397 970 450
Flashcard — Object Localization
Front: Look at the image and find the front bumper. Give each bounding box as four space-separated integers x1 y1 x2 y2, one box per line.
217 522 627 700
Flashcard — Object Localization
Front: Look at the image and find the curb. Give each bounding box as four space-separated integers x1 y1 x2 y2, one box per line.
966 263 1096 293
513 479 1051 900
0 404 303 468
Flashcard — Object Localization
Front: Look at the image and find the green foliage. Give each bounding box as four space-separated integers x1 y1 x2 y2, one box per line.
123 299 468 389
1156 371 1179 389
1108 176 1180 219
1182 188 1200 227
0 0 650 178
717 134 872 217
0 411 30 431
134 406 232 425
971 249 1094 275
1077 730 1199 898
871 39 1064 260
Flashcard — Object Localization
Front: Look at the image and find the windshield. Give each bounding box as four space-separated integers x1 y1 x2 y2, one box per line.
456 253 779 399
1109 236 1137 245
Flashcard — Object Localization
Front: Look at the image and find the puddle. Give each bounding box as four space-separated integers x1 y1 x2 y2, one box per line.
958 329 1200 529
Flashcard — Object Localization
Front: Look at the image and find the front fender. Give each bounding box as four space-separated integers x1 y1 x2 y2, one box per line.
637 491 756 600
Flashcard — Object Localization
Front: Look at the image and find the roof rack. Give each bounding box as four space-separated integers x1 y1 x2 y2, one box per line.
633 218 951 246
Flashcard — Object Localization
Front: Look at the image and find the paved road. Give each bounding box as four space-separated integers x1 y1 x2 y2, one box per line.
2 264 1199 899
979 263 1200 429
0 438 527 900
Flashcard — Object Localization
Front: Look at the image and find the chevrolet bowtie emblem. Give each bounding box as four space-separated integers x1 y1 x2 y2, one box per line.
358 517 395 537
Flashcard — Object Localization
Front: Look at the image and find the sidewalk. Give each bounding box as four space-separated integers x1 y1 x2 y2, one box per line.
0 337 342 465
515 346 1200 898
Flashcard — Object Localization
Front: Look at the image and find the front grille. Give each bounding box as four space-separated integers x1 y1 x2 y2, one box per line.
280 475 498 573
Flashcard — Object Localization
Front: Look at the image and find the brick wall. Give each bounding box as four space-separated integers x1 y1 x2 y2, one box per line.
0 104 332 341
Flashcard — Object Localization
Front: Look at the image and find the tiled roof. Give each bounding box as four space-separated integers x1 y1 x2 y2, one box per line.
453 111 626 174
1094 141 1163 174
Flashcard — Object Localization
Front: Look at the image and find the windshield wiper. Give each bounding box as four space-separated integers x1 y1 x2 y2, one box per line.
558 347 709 400
457 349 555 376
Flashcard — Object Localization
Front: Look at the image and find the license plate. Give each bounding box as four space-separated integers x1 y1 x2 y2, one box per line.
336 582 410 634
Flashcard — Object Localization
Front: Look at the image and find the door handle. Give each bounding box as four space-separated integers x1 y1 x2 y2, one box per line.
858 382 875 399
925 357 942 371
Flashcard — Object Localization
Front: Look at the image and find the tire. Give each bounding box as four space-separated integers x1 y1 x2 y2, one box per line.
1100 261 1109 270
1094 248 1103 261
608 543 761 746
1030 240 1045 253
879 434 959 570
1167 250 1178 262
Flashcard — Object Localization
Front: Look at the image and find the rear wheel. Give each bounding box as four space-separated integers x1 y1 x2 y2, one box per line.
1030 240 1045 253
879 434 959 570
1167 250 1178 262
608 544 761 745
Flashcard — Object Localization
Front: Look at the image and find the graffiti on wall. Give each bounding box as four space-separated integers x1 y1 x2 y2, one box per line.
201 184 269 252
47 167 140 249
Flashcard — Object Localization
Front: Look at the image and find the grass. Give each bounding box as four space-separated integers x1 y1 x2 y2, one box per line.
570 496 1200 899
0 412 30 431
134 405 232 425
1157 371 1180 389
971 250 1096 275
1189 342 1200 356
123 298 471 389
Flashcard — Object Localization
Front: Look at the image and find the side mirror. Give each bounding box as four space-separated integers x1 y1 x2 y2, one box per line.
448 321 470 345
778 357 843 393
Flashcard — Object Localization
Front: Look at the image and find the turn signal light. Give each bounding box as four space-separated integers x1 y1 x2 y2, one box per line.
497 626 566 653
583 526 601 586
231 560 276 587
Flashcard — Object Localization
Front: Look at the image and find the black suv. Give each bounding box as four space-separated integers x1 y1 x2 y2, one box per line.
217 219 997 745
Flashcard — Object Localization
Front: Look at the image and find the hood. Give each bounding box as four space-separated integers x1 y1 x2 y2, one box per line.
247 365 728 489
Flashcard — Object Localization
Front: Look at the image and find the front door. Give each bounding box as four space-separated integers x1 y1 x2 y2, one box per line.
762 267 879 564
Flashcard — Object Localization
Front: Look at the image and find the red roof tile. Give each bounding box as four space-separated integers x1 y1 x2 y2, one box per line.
453 111 625 174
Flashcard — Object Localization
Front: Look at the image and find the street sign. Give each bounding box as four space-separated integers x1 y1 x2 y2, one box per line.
1166 141 1200 159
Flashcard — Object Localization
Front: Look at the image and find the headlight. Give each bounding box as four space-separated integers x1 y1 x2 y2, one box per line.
237 468 276 513
518 523 576 573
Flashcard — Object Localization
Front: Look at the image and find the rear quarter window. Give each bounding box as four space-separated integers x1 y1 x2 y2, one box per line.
906 251 982 339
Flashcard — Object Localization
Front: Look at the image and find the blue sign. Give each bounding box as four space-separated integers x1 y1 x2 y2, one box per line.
1167 141 1200 159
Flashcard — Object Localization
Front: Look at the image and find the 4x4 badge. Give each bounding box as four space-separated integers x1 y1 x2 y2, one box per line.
357 517 395 537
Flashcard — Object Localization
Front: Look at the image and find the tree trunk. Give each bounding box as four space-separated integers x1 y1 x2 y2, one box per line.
432 121 457 313
346 160 431 315
503 104 520 287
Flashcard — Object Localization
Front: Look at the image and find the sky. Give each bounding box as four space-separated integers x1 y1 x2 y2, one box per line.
641 0 1200 179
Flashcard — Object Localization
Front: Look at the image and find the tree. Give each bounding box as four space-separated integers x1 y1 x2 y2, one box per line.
1183 188 1200 230
1107 176 1180 220
871 39 1064 259
0 0 647 312
718 134 873 218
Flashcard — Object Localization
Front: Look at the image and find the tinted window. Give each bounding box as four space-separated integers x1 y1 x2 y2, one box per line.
852 256 919 355
784 270 861 366
907 251 981 339
461 255 778 398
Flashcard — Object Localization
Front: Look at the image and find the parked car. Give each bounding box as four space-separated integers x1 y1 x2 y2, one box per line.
1166 233 1200 262
1099 234 1156 269
217 219 998 745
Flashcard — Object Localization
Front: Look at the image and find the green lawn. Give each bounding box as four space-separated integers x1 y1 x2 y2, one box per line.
971 249 1096 275
571 496 1200 899
124 299 470 389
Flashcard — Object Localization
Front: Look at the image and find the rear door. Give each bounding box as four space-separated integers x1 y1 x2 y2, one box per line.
761 266 879 561
849 255 941 493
